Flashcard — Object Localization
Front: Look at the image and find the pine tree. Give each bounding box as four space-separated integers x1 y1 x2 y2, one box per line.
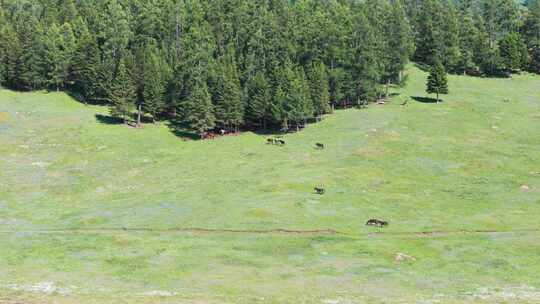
42 23 74 91
426 60 448 103
247 70 272 129
184 73 216 138
458 9 480 75
141 45 166 123
307 61 331 119
213 47 244 132
523 0 540 73
350 7 381 104
441 2 461 72
109 57 136 123
499 32 523 71
384 0 413 89
19 19 47 90
413 0 441 66
71 25 101 102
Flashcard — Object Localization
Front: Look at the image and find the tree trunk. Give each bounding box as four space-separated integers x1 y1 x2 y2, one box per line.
436 90 439 104
137 104 142 127
385 79 390 98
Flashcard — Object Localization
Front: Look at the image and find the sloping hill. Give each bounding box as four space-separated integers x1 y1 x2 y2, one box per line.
1 66 539 303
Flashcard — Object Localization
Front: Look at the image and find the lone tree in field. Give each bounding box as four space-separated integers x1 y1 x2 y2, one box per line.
426 60 448 103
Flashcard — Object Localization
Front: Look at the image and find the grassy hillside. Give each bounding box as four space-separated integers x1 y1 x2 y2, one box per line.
1 66 539 303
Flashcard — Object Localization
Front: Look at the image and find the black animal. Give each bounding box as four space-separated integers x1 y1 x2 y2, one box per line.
314 187 325 195
366 219 389 227
316 143 325 149
277 139 286 146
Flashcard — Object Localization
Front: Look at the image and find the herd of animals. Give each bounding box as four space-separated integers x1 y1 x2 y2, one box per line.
266 136 389 228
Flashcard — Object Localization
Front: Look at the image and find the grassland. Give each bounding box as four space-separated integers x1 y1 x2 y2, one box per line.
0 66 539 303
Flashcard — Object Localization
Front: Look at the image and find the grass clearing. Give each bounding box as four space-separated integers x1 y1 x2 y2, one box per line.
1 66 539 303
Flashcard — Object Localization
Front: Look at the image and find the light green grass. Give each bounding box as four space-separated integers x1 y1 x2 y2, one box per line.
1 66 539 303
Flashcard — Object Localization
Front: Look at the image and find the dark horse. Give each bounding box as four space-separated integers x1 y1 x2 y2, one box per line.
316 143 325 149
314 187 325 195
366 219 388 227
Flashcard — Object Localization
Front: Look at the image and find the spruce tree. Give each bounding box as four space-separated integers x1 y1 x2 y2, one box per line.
499 32 523 71
109 57 136 123
426 60 449 103
523 0 540 73
307 61 331 119
19 20 47 90
71 25 101 102
213 47 244 132
384 0 413 89
441 2 461 72
458 9 480 75
247 71 272 129
184 73 215 138
142 46 166 123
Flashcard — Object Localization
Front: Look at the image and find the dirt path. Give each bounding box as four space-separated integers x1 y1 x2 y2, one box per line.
0 227 539 237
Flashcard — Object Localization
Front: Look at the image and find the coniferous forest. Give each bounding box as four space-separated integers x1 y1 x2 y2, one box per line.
1 0 539 136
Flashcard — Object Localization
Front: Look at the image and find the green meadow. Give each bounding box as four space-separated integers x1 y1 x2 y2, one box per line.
1 66 539 303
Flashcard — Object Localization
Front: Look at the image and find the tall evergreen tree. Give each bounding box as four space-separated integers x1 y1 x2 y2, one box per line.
426 60 449 103
307 61 331 119
384 0 414 89
109 56 136 123
184 73 216 138
247 70 272 129
141 44 167 123
524 0 540 73
72 25 101 102
213 47 244 132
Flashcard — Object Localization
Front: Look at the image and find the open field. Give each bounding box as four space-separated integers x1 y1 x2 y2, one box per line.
1 66 539 303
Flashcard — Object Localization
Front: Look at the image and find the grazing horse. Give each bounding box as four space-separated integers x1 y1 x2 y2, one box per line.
316 143 325 149
267 138 275 144
314 187 325 195
366 219 389 227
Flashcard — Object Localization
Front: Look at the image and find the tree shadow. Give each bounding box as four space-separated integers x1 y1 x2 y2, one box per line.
251 128 288 136
413 62 431 72
95 114 123 125
166 120 201 140
66 90 109 106
411 96 440 104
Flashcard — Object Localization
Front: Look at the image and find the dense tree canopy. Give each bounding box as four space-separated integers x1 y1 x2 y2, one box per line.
0 0 538 135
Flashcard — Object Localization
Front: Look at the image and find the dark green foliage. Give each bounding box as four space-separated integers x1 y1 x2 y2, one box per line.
213 47 243 131
499 32 524 71
71 25 101 102
0 0 537 136
184 73 215 137
524 0 540 73
247 71 272 129
427 61 449 103
109 57 136 123
307 62 331 118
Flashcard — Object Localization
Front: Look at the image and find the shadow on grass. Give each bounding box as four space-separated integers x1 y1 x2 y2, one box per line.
95 114 123 125
411 96 441 104
166 120 201 140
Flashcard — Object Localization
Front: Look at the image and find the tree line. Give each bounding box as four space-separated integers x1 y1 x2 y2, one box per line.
0 0 539 137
